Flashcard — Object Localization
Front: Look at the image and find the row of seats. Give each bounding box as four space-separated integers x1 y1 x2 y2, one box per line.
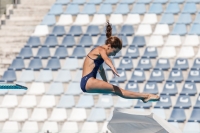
18 45 200 59
33 24 200 36
41 13 200 26
0 94 199 108
55 0 200 5
48 3 200 15
0 121 109 133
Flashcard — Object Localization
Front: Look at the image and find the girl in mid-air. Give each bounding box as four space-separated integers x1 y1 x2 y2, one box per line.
80 22 160 103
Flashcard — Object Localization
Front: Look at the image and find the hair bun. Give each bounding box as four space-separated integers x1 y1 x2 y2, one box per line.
106 21 112 38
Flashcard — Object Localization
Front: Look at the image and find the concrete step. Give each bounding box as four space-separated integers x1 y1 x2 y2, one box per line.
0 37 28 43
0 32 32 37
16 5 50 10
20 0 55 6
9 16 43 21
1 25 35 31
5 20 40 26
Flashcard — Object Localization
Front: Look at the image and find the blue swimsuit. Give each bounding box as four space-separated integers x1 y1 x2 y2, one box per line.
80 55 104 92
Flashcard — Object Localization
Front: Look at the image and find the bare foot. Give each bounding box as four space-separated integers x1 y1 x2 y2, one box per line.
142 94 160 103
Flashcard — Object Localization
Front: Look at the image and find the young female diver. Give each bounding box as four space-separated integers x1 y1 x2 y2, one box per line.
80 22 160 103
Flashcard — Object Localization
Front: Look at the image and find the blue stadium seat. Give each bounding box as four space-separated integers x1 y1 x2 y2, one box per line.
168 108 186 122
110 50 122 59
43 35 58 47
174 95 191 109
194 13 200 23
56 95 75 108
68 25 83 36
188 108 200 122
104 0 119 4
192 58 200 70
114 97 133 108
9 57 25 71
85 25 100 36
114 4 129 14
182 3 197 13
53 46 68 59
177 14 192 24
41 15 56 26
77 35 93 47
124 46 140 58
76 95 94 108
130 36 146 47
36 46 50 59
161 82 178 96
119 25 134 36
51 25 66 36
173 58 189 70
167 70 183 82
87 0 102 4
148 70 164 82
65 82 82 95
54 70 71 82
183 122 200 133
170 0 184 3
18 69 34 82
71 46 86 58
129 70 146 82
134 100 152 109
171 24 187 35
62 57 79 70
131 4 146 14
125 82 139 92
26 36 41 47
154 58 170 70
118 34 128 47
110 69 127 83
95 34 106 46
45 57 61 71
46 82 64 95
48 4 63 15
0 70 16 82
18 46 33 59
103 58 115 70
87 108 106 121
35 69 53 82
160 13 174 24
28 57 43 71
97 4 112 14
72 0 85 4
81 4 96 15
95 95 113 108
186 70 200 82
102 25 117 35
153 0 168 3
137 0 152 4
118 57 133 70
187 0 200 3
64 4 79 15
143 82 158 94
142 47 158 58
120 0 135 4
148 3 163 14
136 58 152 70
154 95 172 109
165 3 180 14
189 24 200 35
55 0 70 4
61 35 75 47
194 95 200 108
180 82 197 96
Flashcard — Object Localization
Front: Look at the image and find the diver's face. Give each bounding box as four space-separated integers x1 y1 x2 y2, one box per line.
107 45 120 56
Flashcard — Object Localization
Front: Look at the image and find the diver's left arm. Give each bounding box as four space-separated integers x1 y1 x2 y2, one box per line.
98 65 108 82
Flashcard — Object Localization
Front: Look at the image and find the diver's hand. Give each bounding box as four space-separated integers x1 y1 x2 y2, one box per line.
111 67 120 77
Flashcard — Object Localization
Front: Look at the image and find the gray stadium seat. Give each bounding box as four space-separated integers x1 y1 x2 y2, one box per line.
64 4 79 15
95 34 106 46
180 82 197 96
45 57 61 71
168 108 186 122
65 82 82 95
48 4 63 15
26 36 41 47
160 13 174 25
36 46 50 59
35 69 53 82
86 25 100 36
134 100 152 109
43 35 58 47
53 46 68 59
182 3 197 13
97 4 112 14
95 95 113 108
167 70 183 83
114 3 129 14
154 58 170 70
194 95 200 108
18 69 35 82
61 35 76 47
130 36 146 47
110 69 127 83
77 35 93 47
76 95 94 108
9 57 25 71
177 14 192 24
189 24 200 35
161 82 178 96
143 82 158 94
62 58 79 70
28 57 43 71
118 34 128 47
171 24 187 35
46 82 64 95
119 25 134 36
114 97 133 108
57 95 75 108
174 95 191 109
87 108 106 122
54 70 71 82
142 47 158 58
125 82 139 92
41 15 56 26
136 58 152 70
148 3 163 14
18 46 33 59
118 57 133 70
165 3 180 14
71 46 86 58
186 70 200 82
192 58 200 70
124 46 140 58
149 70 164 82
81 4 96 15
154 95 172 109
129 70 146 82
189 108 200 122
68 25 83 36
131 4 146 14
173 58 188 70
51 25 66 36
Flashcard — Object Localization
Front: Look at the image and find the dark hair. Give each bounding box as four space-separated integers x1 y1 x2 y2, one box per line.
105 21 122 50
